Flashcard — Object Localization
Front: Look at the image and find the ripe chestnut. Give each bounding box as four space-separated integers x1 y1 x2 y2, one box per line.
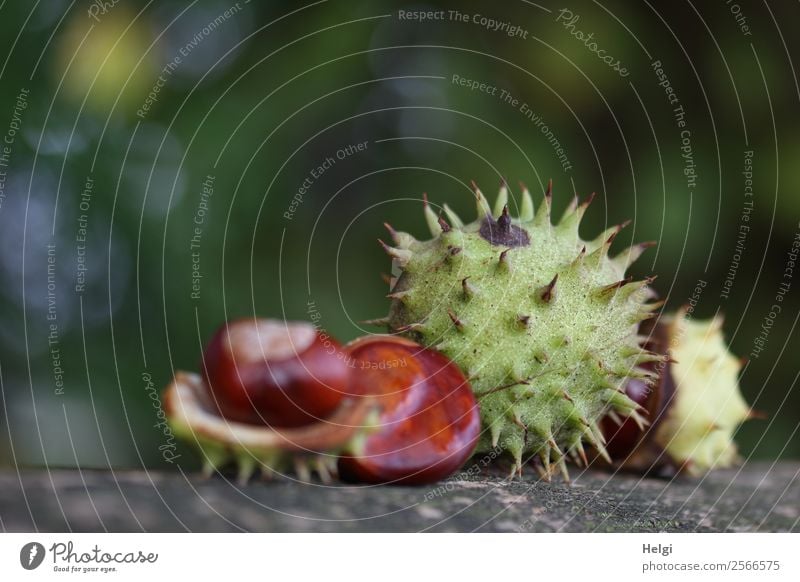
338 336 480 485
603 377 669 463
603 322 671 461
202 318 349 427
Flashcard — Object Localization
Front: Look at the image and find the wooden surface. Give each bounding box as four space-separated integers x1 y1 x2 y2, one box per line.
1 461 798 532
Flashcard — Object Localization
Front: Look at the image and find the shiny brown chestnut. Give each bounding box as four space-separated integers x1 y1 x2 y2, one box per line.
202 318 349 428
338 335 480 485
602 320 672 463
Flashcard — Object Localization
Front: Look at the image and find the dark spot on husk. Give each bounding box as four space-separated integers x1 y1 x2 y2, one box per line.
479 206 530 247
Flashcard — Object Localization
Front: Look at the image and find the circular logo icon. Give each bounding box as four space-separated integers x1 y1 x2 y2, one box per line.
20 542 46 570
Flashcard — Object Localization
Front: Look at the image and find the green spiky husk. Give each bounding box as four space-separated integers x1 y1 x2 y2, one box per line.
381 181 662 477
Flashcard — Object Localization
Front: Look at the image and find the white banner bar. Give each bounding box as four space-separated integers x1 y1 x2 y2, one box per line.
0 533 797 581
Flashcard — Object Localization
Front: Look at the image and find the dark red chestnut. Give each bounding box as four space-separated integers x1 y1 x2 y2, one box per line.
603 378 660 460
202 319 349 427
338 335 480 485
602 320 674 463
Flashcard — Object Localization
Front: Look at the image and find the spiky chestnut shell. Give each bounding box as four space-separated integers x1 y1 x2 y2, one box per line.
606 311 755 476
378 181 663 478
163 372 375 484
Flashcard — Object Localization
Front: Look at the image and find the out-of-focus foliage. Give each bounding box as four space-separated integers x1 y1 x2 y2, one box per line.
0 0 797 469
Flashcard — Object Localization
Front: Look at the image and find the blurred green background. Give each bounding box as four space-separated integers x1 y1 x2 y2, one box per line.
0 0 797 470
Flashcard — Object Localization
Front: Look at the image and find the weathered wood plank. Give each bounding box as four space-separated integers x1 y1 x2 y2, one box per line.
1 462 797 532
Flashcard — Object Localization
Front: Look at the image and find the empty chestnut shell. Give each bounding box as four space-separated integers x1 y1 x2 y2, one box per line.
163 371 373 483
